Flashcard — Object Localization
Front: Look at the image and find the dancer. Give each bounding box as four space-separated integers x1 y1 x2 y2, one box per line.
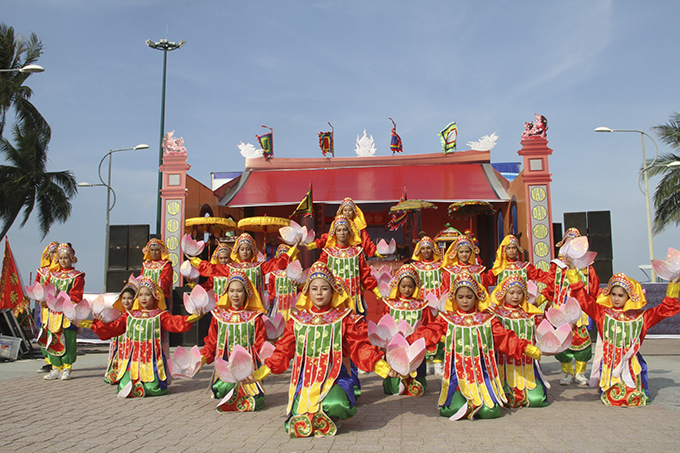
411 236 444 301
104 278 139 384
199 242 232 305
141 239 173 305
35 241 59 373
308 197 379 257
441 235 493 292
267 244 301 321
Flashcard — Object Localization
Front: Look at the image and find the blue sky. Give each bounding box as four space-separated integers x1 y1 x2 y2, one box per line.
3 0 680 292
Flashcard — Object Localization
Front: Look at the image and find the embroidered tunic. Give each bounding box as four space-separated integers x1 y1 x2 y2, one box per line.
319 246 378 315
267 269 299 320
412 260 444 300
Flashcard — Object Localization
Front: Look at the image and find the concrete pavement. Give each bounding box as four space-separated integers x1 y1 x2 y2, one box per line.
1 339 680 452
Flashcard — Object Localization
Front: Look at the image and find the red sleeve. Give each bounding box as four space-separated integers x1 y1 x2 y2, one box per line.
267 274 276 304
260 254 290 276
407 316 448 350
491 316 531 360
642 294 680 336
252 315 268 364
159 262 173 299
420 305 435 326
91 314 128 340
160 311 194 333
343 315 383 372
264 318 297 374
200 316 219 364
360 229 377 257
441 268 452 294
587 266 601 298
527 264 551 285
359 253 377 291
68 273 85 303
569 280 604 334
200 277 214 292
381 299 390 316
482 268 497 288
314 233 329 250
318 250 329 264
540 264 558 301
197 261 230 278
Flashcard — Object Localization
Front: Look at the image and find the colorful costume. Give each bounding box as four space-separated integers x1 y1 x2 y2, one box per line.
199 243 232 305
569 272 680 407
441 235 493 293
260 262 389 437
35 241 59 369
91 278 196 397
318 216 379 316
381 264 434 396
484 235 550 289
37 244 85 377
141 239 173 303
489 275 548 408
409 273 540 419
543 229 600 385
411 236 445 300
309 197 378 257
267 245 301 321
104 278 139 384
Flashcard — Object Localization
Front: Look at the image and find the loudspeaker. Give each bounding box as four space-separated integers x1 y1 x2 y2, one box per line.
106 269 133 294
0 309 31 356
128 225 149 269
169 287 211 347
587 211 613 261
563 212 587 237
553 223 563 258
592 259 613 284
108 225 129 270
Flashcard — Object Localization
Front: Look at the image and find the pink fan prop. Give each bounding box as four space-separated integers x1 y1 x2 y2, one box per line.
180 260 200 280
214 345 254 383
25 281 57 302
425 291 448 315
263 313 286 340
386 334 426 376
285 260 307 285
259 341 276 360
546 296 582 327
377 238 397 256
535 319 573 355
91 294 121 323
46 291 71 313
367 314 399 348
168 345 202 379
181 234 205 257
279 220 315 246
62 298 92 325
651 247 680 281
183 285 216 315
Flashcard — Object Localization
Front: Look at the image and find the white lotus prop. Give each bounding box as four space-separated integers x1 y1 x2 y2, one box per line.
263 313 286 340
279 220 315 246
535 319 573 355
425 291 448 315
527 280 539 305
285 260 308 285
396 319 422 338
45 291 71 313
651 248 680 281
167 345 202 380
367 314 399 349
214 345 256 407
183 285 215 315
545 296 582 327
377 238 397 256
25 281 57 302
91 294 122 323
259 341 276 360
180 260 200 280
181 234 205 257
560 236 597 268
62 298 91 325
385 334 426 377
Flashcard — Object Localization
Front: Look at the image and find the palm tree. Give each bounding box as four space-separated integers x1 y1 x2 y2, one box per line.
0 117 77 242
0 22 46 138
646 112 680 234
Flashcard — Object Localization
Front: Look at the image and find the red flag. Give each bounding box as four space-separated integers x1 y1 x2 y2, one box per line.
0 238 29 317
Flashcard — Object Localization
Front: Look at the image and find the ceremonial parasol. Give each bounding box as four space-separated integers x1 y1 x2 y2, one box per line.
238 216 291 248
447 201 495 217
389 199 438 213
185 217 237 236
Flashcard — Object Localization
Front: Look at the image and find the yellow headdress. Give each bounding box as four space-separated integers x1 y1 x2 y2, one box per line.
230 233 259 263
217 271 265 313
325 215 361 248
491 235 523 276
56 243 77 265
597 273 646 311
275 244 290 259
40 241 59 268
446 272 491 312
210 243 232 265
556 228 581 247
142 239 169 261
389 264 422 300
336 197 367 231
296 261 349 311
411 236 441 262
442 235 479 268
490 274 542 314
132 277 167 311
113 275 141 312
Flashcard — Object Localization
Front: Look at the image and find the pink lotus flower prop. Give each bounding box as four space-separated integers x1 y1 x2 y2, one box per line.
527 281 539 305
91 294 121 323
183 285 215 315
279 220 315 246
263 313 286 340
180 260 200 280
285 260 308 285
535 319 573 355
425 291 448 315
45 291 71 313
396 319 422 337
167 345 202 380
259 341 276 360
368 314 399 348
377 238 397 256
545 296 582 327
378 280 391 298
560 236 597 268
181 234 205 257
24 281 57 302
214 345 254 383
62 298 91 325
651 248 680 281
256 251 266 263
386 334 426 376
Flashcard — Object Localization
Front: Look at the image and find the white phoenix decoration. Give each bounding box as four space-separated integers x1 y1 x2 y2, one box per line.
355 130 377 156
466 133 498 151
238 142 264 158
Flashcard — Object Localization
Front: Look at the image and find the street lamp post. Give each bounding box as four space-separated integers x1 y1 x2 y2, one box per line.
595 127 660 282
78 144 149 291
146 38 186 235
0 64 45 73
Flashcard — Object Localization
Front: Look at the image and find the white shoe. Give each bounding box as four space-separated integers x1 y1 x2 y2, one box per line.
434 362 444 376
574 372 588 386
44 368 61 380
61 369 71 380
559 373 573 385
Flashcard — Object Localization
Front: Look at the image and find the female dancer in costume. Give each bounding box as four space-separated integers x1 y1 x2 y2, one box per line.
308 197 379 257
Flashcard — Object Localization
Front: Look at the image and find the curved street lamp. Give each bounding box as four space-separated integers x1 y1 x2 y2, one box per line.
0 64 45 73
595 127 659 282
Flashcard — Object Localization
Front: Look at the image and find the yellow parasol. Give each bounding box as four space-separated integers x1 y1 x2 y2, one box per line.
185 217 237 237
238 216 291 249
389 199 438 213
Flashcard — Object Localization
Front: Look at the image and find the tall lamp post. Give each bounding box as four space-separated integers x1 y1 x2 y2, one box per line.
0 64 45 73
78 144 149 291
595 127 659 282
146 38 186 235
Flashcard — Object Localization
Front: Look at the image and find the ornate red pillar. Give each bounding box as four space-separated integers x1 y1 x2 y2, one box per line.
159 132 190 289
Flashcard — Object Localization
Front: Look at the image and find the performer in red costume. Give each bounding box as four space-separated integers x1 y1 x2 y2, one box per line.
483 234 550 289
141 239 173 305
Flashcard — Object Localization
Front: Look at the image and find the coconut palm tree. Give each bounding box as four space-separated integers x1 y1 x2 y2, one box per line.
0 117 77 242
646 112 680 234
0 22 46 138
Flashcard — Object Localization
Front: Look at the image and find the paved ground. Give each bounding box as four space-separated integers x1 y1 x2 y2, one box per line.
1 339 680 453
